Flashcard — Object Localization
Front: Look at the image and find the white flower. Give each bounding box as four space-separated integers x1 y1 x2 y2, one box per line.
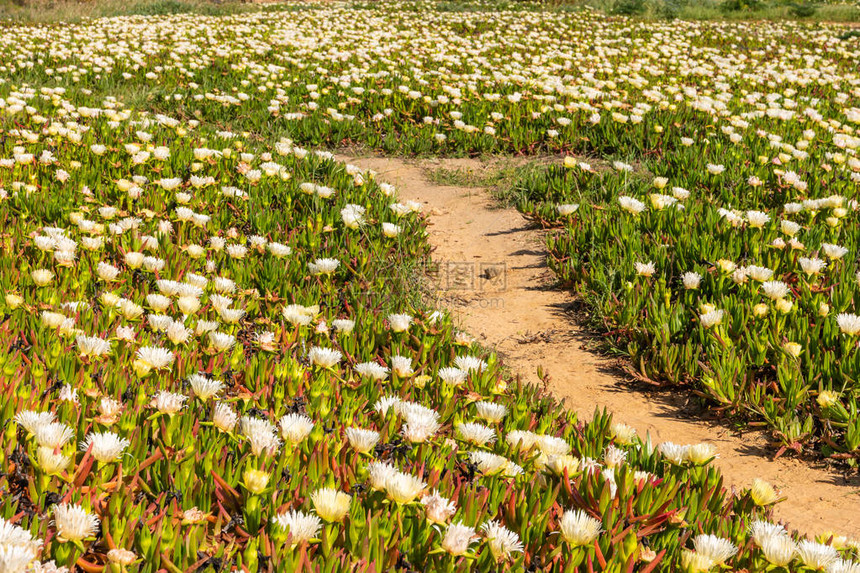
0 516 42 562
240 416 281 456
368 461 399 490
268 242 292 257
308 346 342 369
784 202 803 214
159 178 182 191
345 427 380 454
391 355 414 377
382 222 402 237
602 445 628 468
125 252 144 269
279 414 314 444
34 235 56 251
195 320 219 336
34 422 74 449
700 310 723 328
166 322 192 345
218 308 246 325
482 521 523 561
557 204 579 216
308 258 339 275
468 451 511 475
837 313 860 336
226 244 247 259
311 488 351 522
387 313 413 332
681 550 715 572
454 355 487 372
52 503 99 542
146 294 171 312
475 401 507 423
545 454 581 476
761 281 790 300
746 210 770 228
828 559 860 573
148 314 173 333
749 520 788 547
75 335 111 358
781 220 801 236
283 304 316 326
97 262 120 281
438 367 467 386
332 319 355 333
719 208 744 227
421 490 456 524
31 269 54 286
796 540 838 570
374 395 401 416
188 374 224 400
822 243 849 260
618 196 646 215
798 257 826 277
693 534 737 565
208 332 236 352
14 410 56 434
272 511 321 546
57 384 78 404
98 397 122 419
1 544 42 572
212 276 236 294
455 422 496 445
536 435 571 456
610 423 637 446
354 362 389 381
559 510 602 546
746 265 773 282
658 441 690 465
650 193 677 210
673 187 690 200
340 204 366 229
213 403 238 433
681 272 701 289
400 406 441 443
135 346 174 370
152 391 186 415
104 549 136 569
79 432 129 462
210 294 233 314
383 471 426 504
634 262 656 277
441 522 477 556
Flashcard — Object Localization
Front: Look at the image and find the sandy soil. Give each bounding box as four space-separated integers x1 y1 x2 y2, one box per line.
339 153 860 537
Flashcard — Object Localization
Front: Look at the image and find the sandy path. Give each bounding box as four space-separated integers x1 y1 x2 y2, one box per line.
340 154 860 538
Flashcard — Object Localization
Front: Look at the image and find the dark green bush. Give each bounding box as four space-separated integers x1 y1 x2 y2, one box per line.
657 0 683 19
719 0 762 12
788 2 818 17
612 0 646 15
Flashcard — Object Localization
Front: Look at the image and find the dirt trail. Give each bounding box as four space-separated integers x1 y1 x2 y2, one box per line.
340 154 860 538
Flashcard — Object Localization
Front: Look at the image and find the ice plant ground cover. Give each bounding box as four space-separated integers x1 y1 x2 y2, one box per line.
504 53 860 462
517 140 860 463
0 1 859 571
0 91 816 573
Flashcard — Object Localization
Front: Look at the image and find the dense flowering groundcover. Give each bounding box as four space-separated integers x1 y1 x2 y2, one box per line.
0 89 800 573
503 35 860 462
0 2 859 572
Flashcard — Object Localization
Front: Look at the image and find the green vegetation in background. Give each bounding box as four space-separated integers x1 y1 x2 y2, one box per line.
0 0 302 24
